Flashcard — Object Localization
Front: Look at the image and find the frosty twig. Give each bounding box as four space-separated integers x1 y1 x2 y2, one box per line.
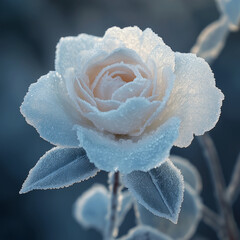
105 172 121 240
198 133 239 240
226 153 240 204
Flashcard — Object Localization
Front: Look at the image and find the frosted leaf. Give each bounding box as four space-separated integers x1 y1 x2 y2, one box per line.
170 156 202 193
215 0 240 30
55 34 100 77
191 16 229 63
76 117 180 173
137 184 202 240
152 53 224 147
73 185 133 233
20 71 81 147
73 185 109 233
118 226 171 240
123 160 184 223
20 147 99 194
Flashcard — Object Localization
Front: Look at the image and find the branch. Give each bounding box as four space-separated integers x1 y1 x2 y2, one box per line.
226 153 240 204
104 172 121 240
201 204 222 232
198 134 239 240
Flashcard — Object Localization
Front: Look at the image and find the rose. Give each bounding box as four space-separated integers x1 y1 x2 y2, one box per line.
21 26 224 174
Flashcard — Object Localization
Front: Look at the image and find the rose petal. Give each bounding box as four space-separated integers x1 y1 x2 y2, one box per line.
132 67 175 136
55 34 100 77
111 78 149 102
82 97 160 135
95 98 121 112
76 117 180 173
103 26 174 66
64 68 96 108
153 53 224 147
20 71 82 147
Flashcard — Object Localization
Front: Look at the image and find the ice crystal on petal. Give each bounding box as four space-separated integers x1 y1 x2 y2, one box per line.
76 117 180 173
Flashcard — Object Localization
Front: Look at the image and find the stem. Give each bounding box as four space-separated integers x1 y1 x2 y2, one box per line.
198 134 239 240
201 204 222 232
104 172 121 240
226 153 240 204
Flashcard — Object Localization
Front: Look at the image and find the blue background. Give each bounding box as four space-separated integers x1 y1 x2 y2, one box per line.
0 0 239 239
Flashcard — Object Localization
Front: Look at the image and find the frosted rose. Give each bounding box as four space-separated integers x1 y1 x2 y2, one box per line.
21 26 224 173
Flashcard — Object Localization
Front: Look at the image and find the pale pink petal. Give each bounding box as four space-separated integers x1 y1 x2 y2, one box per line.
76 96 160 135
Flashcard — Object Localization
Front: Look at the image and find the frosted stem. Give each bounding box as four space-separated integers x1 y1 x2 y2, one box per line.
201 204 222 232
104 171 121 240
198 134 239 240
226 153 240 204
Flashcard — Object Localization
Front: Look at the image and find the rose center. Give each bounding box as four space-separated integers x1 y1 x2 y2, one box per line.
91 62 150 101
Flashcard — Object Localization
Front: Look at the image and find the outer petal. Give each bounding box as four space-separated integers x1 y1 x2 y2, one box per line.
103 27 175 70
55 34 100 77
76 117 180 173
20 71 81 146
155 53 224 147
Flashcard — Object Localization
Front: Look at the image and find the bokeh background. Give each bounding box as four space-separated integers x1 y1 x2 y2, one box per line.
1 0 240 239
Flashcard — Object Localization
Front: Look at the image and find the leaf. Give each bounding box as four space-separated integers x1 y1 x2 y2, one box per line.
136 184 202 240
118 226 171 240
123 160 184 223
73 185 133 234
170 155 202 193
215 0 240 30
191 16 229 63
73 184 109 232
20 147 99 194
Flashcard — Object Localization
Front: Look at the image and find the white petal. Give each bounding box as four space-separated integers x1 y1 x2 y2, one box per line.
132 67 175 137
95 98 121 112
112 78 149 102
155 53 224 147
84 97 160 135
76 117 180 173
20 71 81 146
103 27 174 68
55 34 100 77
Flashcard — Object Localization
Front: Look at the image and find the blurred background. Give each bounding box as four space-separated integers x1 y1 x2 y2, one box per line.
0 0 239 239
